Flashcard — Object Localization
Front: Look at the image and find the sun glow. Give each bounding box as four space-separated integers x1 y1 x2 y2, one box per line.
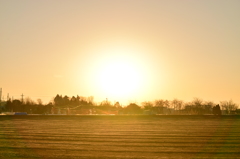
91 46 147 101
72 41 161 103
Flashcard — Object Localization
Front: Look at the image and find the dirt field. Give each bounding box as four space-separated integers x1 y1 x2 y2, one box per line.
0 115 240 159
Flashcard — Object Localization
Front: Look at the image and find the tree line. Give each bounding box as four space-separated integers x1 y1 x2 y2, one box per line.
0 95 239 115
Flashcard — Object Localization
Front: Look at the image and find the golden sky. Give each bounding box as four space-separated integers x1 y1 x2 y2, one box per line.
1 0 240 104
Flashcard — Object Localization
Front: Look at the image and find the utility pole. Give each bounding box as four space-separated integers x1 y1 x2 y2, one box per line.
7 93 9 101
21 93 24 103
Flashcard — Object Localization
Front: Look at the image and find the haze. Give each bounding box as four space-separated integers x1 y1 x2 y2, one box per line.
1 0 240 104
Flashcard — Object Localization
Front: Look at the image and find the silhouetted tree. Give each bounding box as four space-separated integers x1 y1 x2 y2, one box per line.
5 100 12 112
213 104 221 115
220 100 239 114
46 102 53 114
142 101 153 110
99 99 113 110
114 101 121 108
76 95 80 104
191 98 204 115
154 99 170 114
124 103 142 114
23 97 36 114
37 99 43 105
171 99 184 110
63 95 70 106
70 96 77 106
54 94 62 106
12 99 22 112
203 101 215 114
88 96 94 105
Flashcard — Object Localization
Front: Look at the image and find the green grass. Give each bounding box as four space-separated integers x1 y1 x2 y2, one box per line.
0 115 240 158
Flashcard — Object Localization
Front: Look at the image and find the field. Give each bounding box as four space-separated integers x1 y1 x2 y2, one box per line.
0 115 240 159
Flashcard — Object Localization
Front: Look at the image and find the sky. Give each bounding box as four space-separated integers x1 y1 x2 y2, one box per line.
1 0 240 105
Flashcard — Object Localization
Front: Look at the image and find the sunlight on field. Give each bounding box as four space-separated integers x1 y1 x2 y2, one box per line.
0 116 240 158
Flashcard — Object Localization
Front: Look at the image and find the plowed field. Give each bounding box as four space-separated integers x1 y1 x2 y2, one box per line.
0 115 240 159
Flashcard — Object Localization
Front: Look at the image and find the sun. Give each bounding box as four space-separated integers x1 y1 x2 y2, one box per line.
99 60 141 97
92 46 145 100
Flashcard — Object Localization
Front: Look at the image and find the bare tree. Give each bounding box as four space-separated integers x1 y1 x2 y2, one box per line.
154 99 170 114
154 99 169 108
87 96 94 104
37 99 43 105
164 100 170 108
192 98 203 107
220 100 239 114
24 97 36 105
191 98 204 114
141 101 153 110
171 99 184 110
154 99 165 107
204 101 215 114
